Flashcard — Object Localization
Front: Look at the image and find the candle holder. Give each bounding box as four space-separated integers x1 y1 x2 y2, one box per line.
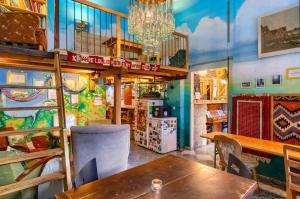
151 179 162 192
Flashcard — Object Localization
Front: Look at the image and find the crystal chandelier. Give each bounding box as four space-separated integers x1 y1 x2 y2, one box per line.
128 0 175 55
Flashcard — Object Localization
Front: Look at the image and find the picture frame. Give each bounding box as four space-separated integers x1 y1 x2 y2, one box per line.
33 79 45 87
7 71 27 85
240 81 252 89
258 5 300 58
286 67 300 80
256 78 265 88
272 74 282 85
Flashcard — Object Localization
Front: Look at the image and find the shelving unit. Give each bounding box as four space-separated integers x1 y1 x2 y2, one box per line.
0 0 47 29
0 51 72 197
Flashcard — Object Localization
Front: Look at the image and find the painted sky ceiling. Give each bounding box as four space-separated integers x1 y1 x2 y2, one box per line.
88 0 199 15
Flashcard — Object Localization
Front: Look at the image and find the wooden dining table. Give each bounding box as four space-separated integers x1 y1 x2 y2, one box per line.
56 155 257 199
200 132 300 167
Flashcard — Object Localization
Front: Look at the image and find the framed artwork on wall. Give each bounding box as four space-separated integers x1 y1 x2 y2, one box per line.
258 5 300 58
286 67 300 80
6 71 27 85
33 79 45 87
272 74 282 85
256 78 265 88
241 81 252 89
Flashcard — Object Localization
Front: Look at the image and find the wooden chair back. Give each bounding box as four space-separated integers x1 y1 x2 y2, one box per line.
283 145 300 199
214 135 242 170
227 153 252 179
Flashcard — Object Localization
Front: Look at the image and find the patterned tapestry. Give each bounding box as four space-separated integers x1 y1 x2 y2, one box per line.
273 95 300 145
232 95 271 140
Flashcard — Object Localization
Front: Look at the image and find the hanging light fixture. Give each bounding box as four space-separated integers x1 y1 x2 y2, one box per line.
128 0 175 55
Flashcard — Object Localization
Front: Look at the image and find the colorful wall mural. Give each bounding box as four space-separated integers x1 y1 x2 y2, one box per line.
0 69 106 145
231 0 300 95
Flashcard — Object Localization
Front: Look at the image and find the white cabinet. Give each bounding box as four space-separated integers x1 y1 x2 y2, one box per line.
148 117 177 153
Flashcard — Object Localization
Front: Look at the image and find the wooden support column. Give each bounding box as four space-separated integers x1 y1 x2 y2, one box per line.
113 16 122 125
156 53 161 65
114 74 122 124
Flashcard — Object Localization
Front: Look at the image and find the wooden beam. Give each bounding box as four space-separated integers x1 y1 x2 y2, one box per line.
0 45 54 59
0 127 61 137
0 62 55 72
74 0 128 19
114 75 122 125
0 172 65 197
0 106 59 111
0 149 63 165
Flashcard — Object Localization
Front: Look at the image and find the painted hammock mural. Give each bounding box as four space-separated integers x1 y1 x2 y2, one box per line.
0 76 89 102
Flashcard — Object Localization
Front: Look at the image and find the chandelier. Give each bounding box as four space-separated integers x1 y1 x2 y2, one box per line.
128 0 175 55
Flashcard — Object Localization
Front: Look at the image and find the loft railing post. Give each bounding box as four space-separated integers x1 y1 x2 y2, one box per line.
54 0 60 49
185 35 189 70
116 16 121 58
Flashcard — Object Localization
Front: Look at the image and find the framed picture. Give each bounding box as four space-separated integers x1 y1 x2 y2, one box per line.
258 5 300 58
7 71 27 85
256 78 265 88
286 67 300 80
33 79 45 87
241 81 252 89
272 74 282 85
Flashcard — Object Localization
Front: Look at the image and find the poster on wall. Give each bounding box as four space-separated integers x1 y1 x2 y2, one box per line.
258 5 300 58
94 94 102 106
7 71 27 85
241 81 252 89
256 78 265 88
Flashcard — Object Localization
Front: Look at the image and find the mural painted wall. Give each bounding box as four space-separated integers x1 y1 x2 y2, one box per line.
230 0 300 181
0 69 106 145
231 0 300 95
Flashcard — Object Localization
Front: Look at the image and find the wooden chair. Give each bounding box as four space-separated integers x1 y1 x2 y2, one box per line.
227 153 252 179
214 135 242 171
214 135 259 186
283 145 300 199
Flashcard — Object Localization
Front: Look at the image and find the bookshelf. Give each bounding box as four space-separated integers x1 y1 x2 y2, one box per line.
0 0 47 28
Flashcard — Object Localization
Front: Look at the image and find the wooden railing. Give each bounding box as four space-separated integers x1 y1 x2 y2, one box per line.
54 0 189 70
